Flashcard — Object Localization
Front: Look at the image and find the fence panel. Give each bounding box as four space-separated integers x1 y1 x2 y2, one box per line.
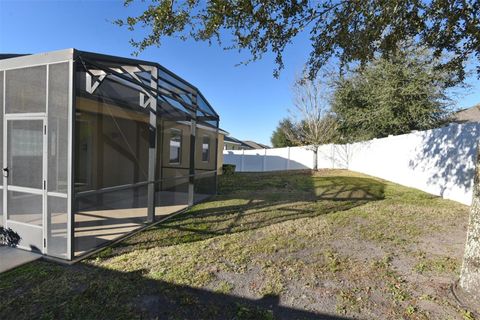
288 146 315 170
265 147 289 171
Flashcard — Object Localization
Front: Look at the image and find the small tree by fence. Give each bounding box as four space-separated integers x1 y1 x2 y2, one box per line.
284 73 337 170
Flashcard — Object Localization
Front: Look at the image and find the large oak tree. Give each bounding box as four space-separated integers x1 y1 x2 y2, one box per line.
332 45 454 142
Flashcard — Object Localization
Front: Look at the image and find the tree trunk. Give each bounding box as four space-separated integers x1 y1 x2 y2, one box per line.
459 146 480 300
313 149 318 171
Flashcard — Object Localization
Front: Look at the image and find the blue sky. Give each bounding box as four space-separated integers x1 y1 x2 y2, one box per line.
1 0 479 146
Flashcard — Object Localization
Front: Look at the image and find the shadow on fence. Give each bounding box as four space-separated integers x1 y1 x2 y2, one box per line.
224 152 312 171
224 144 361 172
408 124 479 197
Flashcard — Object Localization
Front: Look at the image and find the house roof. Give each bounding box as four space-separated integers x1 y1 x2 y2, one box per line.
0 54 29 60
218 128 229 135
242 140 270 149
452 104 480 123
224 136 243 145
224 136 253 149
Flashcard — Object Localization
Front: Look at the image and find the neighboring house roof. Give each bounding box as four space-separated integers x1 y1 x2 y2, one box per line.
218 128 229 135
224 136 243 145
243 140 271 149
223 134 270 149
0 54 29 60
451 104 480 123
224 136 253 149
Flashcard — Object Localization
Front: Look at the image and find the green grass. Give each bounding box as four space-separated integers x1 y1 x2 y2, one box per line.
413 251 460 275
0 170 472 319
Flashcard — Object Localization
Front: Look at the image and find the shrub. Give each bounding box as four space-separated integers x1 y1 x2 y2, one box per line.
0 226 21 247
222 164 236 175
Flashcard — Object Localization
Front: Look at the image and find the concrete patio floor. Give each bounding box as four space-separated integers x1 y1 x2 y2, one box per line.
0 246 41 273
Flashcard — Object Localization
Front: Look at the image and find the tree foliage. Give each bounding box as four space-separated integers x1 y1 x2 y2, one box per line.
270 118 298 148
116 0 479 80
0 227 21 247
331 46 454 142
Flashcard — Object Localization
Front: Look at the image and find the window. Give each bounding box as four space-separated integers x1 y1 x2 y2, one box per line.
202 136 210 162
169 129 182 164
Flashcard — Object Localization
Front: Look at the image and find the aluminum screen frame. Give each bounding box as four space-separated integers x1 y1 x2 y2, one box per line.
0 48 221 260
0 50 75 260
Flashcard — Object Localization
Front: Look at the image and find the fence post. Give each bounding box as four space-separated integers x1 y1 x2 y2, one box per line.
241 149 245 172
286 147 291 170
331 145 335 169
263 148 267 172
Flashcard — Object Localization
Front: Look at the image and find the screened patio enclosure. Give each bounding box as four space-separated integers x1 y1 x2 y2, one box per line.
0 49 221 260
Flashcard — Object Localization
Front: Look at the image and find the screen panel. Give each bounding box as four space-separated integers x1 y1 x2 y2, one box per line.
7 220 42 253
74 64 151 256
194 171 216 203
74 184 148 256
48 63 69 194
0 71 3 226
5 66 47 113
7 191 43 226
74 95 150 192
7 120 44 189
155 177 189 218
47 196 68 259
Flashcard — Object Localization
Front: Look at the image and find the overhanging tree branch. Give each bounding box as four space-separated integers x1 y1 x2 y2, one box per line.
116 0 480 81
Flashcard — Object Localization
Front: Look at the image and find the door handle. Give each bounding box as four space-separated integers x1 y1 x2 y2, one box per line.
3 168 8 178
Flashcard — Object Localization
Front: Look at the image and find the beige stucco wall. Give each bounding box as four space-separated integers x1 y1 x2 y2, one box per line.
159 122 223 185
194 127 217 171
158 121 190 189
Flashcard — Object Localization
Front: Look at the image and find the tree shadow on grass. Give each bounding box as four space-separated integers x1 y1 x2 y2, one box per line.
0 260 351 320
313 176 385 200
0 172 381 319
115 171 385 251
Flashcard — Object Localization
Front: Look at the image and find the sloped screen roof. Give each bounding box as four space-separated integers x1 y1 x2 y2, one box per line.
75 50 219 126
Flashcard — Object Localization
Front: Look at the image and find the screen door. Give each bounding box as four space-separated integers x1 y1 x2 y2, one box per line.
4 117 46 253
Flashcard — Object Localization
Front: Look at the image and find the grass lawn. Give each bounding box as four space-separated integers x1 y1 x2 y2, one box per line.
0 170 475 319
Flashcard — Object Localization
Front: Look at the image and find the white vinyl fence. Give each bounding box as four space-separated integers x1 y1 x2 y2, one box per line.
223 123 480 205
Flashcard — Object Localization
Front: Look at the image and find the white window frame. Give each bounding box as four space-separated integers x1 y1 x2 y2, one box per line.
201 135 210 162
169 128 182 164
